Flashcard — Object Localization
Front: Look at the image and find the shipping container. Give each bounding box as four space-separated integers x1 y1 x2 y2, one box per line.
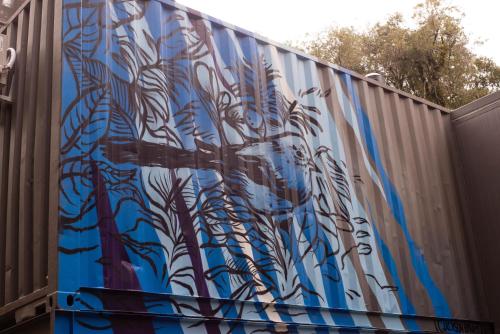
0 0 495 333
0 0 59 332
452 91 500 333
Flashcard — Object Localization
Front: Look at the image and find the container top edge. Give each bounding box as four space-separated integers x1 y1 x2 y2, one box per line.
0 0 451 113
451 90 500 120
160 0 450 113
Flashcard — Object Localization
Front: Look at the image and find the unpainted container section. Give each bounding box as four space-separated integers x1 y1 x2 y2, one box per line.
0 0 495 333
0 0 59 331
452 91 500 333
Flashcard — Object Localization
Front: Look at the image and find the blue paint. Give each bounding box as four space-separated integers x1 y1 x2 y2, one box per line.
57 0 455 332
341 74 451 318
368 205 420 331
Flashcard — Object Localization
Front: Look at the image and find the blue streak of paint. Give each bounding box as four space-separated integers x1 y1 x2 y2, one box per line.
368 205 420 331
341 74 451 318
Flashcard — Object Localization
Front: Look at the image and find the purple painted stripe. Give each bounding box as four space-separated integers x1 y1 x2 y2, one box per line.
91 161 156 334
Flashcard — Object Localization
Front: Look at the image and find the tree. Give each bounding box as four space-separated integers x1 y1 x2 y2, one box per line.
295 0 500 109
304 27 369 75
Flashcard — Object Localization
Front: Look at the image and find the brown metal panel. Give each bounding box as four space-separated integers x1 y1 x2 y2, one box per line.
0 23 15 307
0 287 47 319
0 80 9 306
46 0 62 296
387 95 430 312
32 0 52 291
368 89 408 296
398 96 434 311
4 7 29 305
364 86 405 304
443 110 488 319
338 77 484 320
452 93 500 331
357 82 413 328
311 66 480 319
407 102 446 297
0 0 59 316
402 99 436 263
418 104 467 316
18 0 43 298
375 92 413 300
433 107 481 318
361 84 423 310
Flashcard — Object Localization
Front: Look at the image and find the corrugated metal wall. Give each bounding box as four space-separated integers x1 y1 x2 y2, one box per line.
452 92 500 333
0 0 55 312
335 75 482 320
55 1 487 332
0 0 492 332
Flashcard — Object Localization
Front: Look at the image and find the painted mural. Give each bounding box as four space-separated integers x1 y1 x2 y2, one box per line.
58 0 453 332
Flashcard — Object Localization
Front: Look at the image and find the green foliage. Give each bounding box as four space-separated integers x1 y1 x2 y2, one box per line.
294 0 500 109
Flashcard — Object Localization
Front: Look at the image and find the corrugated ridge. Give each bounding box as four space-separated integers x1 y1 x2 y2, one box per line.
160 0 450 113
0 0 54 311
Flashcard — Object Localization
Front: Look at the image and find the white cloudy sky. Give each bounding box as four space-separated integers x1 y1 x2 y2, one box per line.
176 0 500 64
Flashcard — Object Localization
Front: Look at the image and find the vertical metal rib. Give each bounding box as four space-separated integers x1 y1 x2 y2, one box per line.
4 7 29 304
18 0 42 297
32 0 53 291
0 23 15 307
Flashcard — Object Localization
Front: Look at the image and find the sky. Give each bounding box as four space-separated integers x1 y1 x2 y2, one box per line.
176 0 500 64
